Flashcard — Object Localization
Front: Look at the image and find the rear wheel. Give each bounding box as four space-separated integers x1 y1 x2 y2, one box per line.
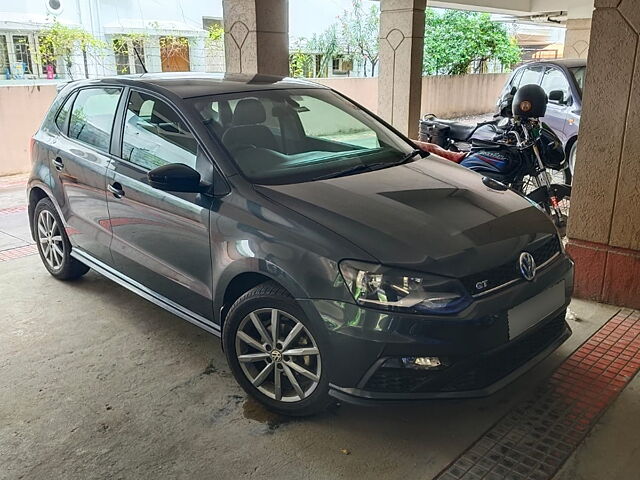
34 198 89 280
223 282 332 416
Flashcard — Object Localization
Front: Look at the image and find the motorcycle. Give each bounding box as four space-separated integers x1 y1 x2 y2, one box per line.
419 84 571 235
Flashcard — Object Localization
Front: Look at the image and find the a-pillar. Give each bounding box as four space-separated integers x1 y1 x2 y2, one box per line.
566 0 640 309
378 0 426 139
222 0 289 76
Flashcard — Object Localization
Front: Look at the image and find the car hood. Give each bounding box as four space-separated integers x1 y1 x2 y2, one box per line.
255 156 556 278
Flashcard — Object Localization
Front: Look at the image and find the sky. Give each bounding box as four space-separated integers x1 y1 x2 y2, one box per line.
289 0 379 40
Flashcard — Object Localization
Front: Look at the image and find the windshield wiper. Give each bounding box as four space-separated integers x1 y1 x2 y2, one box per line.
395 149 426 165
310 150 426 181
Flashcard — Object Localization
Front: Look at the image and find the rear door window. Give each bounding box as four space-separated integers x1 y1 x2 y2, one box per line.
68 87 122 154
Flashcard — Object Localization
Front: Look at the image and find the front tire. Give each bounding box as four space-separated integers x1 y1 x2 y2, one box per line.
34 198 89 280
223 282 333 416
567 140 578 182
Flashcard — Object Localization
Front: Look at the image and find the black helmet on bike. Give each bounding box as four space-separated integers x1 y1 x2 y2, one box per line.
512 84 548 118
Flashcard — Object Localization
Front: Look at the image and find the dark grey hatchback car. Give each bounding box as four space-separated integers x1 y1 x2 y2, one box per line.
28 73 574 415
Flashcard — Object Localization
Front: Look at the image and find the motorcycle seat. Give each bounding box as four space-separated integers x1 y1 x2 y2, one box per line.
425 117 477 141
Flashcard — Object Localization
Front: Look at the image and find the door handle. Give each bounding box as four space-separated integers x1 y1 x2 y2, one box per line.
52 157 64 171
107 182 125 198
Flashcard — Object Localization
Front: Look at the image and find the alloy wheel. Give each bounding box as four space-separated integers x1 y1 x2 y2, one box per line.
37 209 64 271
235 308 321 402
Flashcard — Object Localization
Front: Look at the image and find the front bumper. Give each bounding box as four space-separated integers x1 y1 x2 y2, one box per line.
298 255 574 404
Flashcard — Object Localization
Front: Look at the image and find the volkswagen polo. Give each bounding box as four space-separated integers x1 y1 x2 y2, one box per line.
28 73 573 415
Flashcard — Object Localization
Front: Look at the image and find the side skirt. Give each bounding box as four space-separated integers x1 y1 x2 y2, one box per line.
71 249 221 337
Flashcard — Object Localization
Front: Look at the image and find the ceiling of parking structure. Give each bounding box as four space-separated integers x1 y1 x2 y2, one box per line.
423 0 594 19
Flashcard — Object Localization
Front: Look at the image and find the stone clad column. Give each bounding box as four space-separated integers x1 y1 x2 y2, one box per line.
222 0 289 76
567 0 640 309
564 18 592 59
378 0 426 139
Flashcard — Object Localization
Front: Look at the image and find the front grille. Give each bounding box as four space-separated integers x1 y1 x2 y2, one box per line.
460 236 561 296
364 311 567 394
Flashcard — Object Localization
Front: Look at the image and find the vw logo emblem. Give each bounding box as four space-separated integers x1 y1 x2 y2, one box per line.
519 252 536 281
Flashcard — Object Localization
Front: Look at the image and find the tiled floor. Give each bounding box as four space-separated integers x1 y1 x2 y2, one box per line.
0 174 36 259
435 309 640 480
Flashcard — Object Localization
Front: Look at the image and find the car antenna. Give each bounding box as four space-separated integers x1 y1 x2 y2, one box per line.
133 46 148 74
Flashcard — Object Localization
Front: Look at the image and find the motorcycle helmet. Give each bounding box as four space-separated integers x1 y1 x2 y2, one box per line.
512 84 548 118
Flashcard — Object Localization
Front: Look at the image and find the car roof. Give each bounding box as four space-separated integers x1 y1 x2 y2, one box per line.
520 59 587 69
68 72 327 99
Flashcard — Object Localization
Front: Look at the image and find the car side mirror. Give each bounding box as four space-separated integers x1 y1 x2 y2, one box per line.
549 90 565 104
148 163 203 193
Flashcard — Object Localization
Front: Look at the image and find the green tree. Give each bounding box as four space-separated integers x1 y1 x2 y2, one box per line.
423 9 521 75
304 24 342 77
289 40 314 78
338 0 379 77
38 20 106 79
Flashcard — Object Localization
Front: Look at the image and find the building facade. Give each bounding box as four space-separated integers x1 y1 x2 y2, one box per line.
0 0 225 80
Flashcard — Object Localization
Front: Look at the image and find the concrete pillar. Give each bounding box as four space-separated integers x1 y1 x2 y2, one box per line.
222 0 289 76
566 0 640 309
564 18 592 59
378 0 426 139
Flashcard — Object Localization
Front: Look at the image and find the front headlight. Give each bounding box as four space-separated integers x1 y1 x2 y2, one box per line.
339 261 471 315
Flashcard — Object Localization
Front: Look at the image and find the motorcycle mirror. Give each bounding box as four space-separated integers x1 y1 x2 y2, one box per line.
482 176 509 191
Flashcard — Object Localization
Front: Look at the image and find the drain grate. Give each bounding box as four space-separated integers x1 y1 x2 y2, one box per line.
435 309 640 480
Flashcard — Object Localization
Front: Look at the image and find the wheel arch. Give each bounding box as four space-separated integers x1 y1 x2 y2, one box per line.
28 184 58 240
215 259 310 327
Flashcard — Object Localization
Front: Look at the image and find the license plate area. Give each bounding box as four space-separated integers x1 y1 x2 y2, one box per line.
508 281 566 340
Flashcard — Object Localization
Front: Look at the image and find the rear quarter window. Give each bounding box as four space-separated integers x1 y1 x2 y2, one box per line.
54 92 76 135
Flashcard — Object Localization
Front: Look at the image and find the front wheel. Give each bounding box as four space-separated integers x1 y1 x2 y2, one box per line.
223 282 333 416
568 141 578 181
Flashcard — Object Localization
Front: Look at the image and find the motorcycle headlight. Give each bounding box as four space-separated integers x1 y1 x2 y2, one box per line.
339 261 472 315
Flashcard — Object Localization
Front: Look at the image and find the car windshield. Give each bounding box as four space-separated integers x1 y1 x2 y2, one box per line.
188 88 416 185
569 66 586 95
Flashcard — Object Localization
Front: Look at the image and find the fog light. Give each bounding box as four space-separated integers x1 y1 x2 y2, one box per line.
402 356 443 370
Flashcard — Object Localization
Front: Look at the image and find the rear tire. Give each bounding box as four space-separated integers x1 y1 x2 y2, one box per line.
34 198 89 280
223 281 333 417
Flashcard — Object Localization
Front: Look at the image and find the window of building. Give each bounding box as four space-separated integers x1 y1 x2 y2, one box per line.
113 39 130 75
12 35 33 74
0 36 9 74
131 39 146 74
68 88 121 153
121 91 198 170
38 36 57 77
